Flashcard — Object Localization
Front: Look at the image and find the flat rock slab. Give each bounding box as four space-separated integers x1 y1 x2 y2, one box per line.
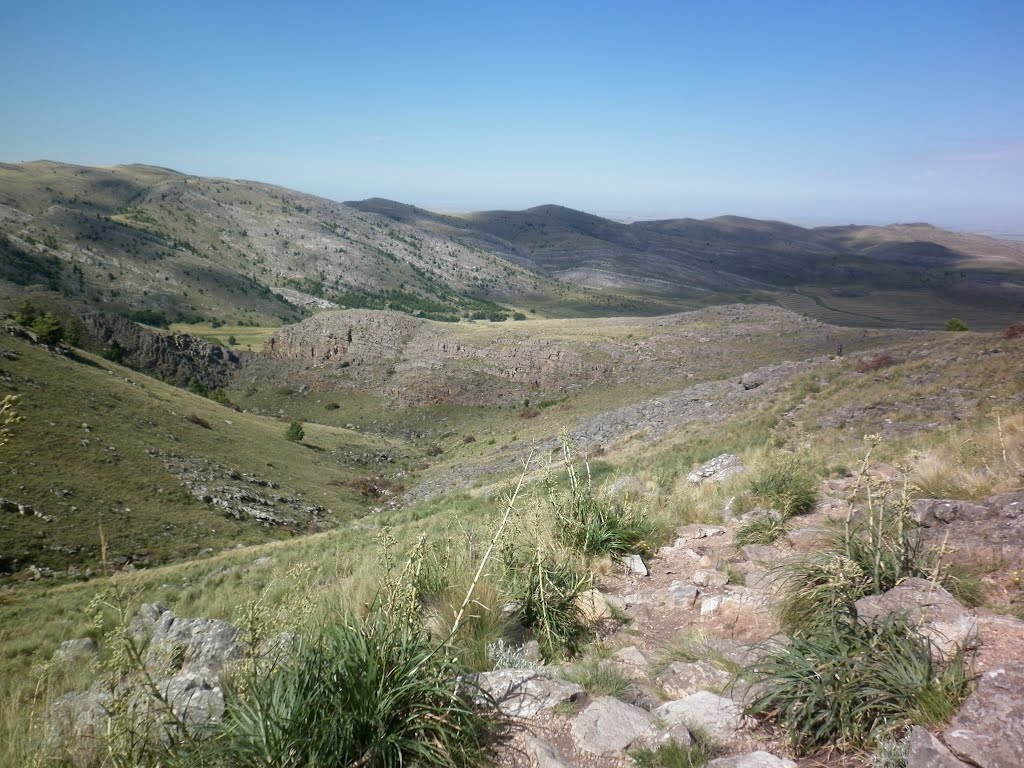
907 726 970 768
656 661 732 698
854 577 978 661
943 663 1024 768
655 691 746 740
666 581 700 607
571 695 656 756
708 751 797 768
475 669 586 718
525 734 574 768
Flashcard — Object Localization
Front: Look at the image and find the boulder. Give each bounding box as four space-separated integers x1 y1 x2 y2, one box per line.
692 570 729 589
708 752 797 768
854 578 978 661
575 589 615 623
655 691 746 740
942 663 1024 768
474 669 585 718
54 637 98 662
666 581 700 608
656 661 732 698
571 696 657 756
906 726 969 768
912 499 988 527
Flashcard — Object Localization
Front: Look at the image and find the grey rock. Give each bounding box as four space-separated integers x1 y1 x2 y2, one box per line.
942 663 1024 768
855 578 978 661
145 610 244 678
54 637 98 661
708 752 796 768
700 596 724 616
692 569 729 589
161 676 225 731
571 696 656 756
912 498 988 527
525 734 574 768
907 726 969 768
667 581 700 607
656 661 732 698
687 454 745 484
621 554 649 576
655 691 746 740
475 669 585 717
740 544 785 565
613 645 649 667
677 524 726 539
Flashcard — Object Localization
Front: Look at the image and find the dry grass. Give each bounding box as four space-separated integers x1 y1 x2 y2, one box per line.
912 412 1024 499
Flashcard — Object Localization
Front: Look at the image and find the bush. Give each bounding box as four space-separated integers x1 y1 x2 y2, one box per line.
734 511 789 547
944 318 969 332
207 613 493 768
855 353 896 373
30 312 64 344
741 616 972 755
1003 322 1024 340
284 421 304 442
748 452 819 517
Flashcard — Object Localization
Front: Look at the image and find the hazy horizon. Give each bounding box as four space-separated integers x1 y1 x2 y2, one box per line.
3 1 1021 234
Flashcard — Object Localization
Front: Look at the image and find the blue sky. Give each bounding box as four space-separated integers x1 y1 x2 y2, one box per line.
3 1 1022 230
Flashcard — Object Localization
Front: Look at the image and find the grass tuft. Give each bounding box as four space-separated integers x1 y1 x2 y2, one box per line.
748 452 819 517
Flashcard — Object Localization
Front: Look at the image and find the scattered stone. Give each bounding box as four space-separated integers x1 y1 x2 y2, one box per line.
906 726 969 768
942 663 1024 768
708 752 796 768
692 570 729 589
655 691 746 740
700 596 724 616
54 638 98 662
571 696 657 756
687 454 745 485
525 734 574 768
575 589 615 623
666 581 700 608
854 578 979 662
740 544 784 565
475 669 585 718
519 640 544 665
786 527 829 552
677 524 727 540
656 661 732 698
621 554 649 576
613 646 649 667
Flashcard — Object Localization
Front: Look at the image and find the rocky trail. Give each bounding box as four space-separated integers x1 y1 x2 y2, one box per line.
47 462 1024 768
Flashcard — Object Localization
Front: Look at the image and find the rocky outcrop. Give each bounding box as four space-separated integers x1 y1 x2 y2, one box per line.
473 669 585 718
942 663 1024 768
78 312 241 389
913 491 1024 565
687 453 745 484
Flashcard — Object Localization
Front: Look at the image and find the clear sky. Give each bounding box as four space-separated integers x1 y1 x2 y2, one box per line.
3 1 1022 231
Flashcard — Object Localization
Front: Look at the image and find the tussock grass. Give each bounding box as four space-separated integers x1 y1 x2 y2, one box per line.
734 511 789 547
742 616 972 755
631 728 715 768
748 451 820 517
562 657 634 700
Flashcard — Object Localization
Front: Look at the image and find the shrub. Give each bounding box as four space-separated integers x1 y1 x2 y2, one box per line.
855 353 896 373
207 612 493 768
13 300 37 326
632 729 715 768
227 335 237 345
944 318 969 332
734 511 789 547
741 615 972 755
284 421 304 442
562 658 633 699
1004 322 1024 339
30 312 65 344
748 452 819 517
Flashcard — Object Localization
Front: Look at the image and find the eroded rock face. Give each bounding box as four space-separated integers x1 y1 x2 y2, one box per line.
913 491 1024 565
906 727 969 768
854 578 978 661
943 664 1024 768
78 312 241 390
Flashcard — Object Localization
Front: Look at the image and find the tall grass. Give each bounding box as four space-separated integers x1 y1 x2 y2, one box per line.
748 451 820 517
741 616 972 755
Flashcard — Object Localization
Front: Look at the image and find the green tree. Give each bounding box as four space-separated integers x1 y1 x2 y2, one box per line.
284 420 305 442
31 313 64 344
944 318 969 332
186 377 208 397
227 335 237 346
13 300 37 326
